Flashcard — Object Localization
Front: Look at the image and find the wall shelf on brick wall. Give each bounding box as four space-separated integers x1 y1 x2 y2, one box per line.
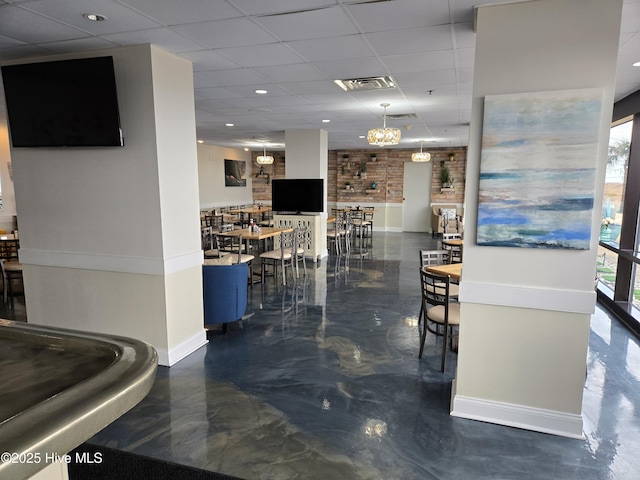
440 187 455 193
365 189 380 194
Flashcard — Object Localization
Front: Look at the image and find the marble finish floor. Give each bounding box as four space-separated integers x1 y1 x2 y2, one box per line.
88 233 640 479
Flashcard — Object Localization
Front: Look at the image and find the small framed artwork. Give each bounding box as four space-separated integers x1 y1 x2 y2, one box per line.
224 159 246 187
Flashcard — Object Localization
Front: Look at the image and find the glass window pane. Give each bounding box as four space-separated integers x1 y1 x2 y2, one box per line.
597 246 618 293
601 120 632 244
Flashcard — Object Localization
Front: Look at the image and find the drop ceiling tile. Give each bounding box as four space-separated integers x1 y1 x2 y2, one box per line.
22 0 163 34
253 6 358 41
224 84 296 98
195 86 243 100
0 4 90 43
346 0 449 32
196 68 269 87
216 43 304 67
311 57 387 79
381 50 455 74
0 43 55 60
173 17 277 49
278 80 348 95
37 36 119 53
119 0 243 25
252 63 327 83
227 0 337 16
366 25 453 56
0 33 26 49
182 50 243 71
102 27 207 52
286 34 375 62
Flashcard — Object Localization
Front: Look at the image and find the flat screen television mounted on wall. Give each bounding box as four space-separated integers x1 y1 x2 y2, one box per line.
1 56 124 147
272 179 324 213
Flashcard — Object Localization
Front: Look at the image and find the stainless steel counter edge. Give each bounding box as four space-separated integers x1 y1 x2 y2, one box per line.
0 319 158 480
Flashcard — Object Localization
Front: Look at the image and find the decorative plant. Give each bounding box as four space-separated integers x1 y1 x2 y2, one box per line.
448 152 455 161
440 165 451 186
361 162 367 173
370 153 377 161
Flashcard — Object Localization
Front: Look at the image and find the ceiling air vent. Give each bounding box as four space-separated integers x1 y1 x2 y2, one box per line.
386 113 418 120
334 76 396 92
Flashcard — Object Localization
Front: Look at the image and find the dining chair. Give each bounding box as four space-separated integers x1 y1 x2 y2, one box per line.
350 209 366 246
441 232 463 263
0 258 23 311
363 207 374 241
418 249 459 323
418 269 461 372
327 218 343 255
260 230 295 285
293 227 309 278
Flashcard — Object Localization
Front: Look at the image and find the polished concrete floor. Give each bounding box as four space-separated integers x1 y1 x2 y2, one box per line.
86 232 640 480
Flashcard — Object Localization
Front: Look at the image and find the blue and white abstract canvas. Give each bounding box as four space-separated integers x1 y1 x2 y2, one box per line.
478 88 602 249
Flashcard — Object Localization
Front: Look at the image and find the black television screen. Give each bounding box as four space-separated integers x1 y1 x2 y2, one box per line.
1 56 124 147
272 179 324 213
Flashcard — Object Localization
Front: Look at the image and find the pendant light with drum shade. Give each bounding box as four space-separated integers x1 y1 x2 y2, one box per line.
256 144 274 165
411 141 431 162
367 103 401 146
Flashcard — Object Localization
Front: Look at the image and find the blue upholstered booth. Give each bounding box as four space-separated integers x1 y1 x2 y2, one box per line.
202 263 249 332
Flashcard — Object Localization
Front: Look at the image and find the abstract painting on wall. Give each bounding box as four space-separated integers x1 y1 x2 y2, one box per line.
477 88 602 249
224 159 246 187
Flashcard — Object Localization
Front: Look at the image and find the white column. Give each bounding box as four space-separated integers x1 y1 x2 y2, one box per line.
284 129 329 257
451 0 623 438
13 45 206 366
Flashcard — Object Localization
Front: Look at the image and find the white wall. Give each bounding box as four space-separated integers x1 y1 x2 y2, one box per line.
11 45 206 366
197 143 253 208
451 0 623 438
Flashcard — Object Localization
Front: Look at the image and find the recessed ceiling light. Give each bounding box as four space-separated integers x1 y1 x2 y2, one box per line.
255 89 268 95
359 135 365 139
197 140 204 144
83 13 107 21
226 123 234 127
244 148 250 151
633 61 640 67
322 119 330 123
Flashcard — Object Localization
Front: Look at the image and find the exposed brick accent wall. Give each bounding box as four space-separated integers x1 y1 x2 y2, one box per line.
251 147 467 206
430 148 466 205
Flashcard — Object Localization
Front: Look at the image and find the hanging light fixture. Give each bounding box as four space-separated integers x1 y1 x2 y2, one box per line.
411 141 431 162
367 103 401 146
256 144 274 165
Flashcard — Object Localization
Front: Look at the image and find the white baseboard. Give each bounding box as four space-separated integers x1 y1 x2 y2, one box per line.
156 329 208 367
450 394 585 439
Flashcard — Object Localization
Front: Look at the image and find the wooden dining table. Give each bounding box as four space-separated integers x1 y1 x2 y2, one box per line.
424 262 462 281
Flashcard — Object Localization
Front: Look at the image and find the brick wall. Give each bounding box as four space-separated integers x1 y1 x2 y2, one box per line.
252 147 467 205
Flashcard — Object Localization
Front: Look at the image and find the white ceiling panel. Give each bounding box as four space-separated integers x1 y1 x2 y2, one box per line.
366 25 453 56
215 43 304 68
227 0 338 16
285 35 375 62
346 0 450 32
311 57 388 79
101 27 207 52
172 18 277 49
252 6 358 41
0 4 89 43
22 0 163 34
381 50 455 74
119 0 243 25
182 50 242 72
251 63 327 83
